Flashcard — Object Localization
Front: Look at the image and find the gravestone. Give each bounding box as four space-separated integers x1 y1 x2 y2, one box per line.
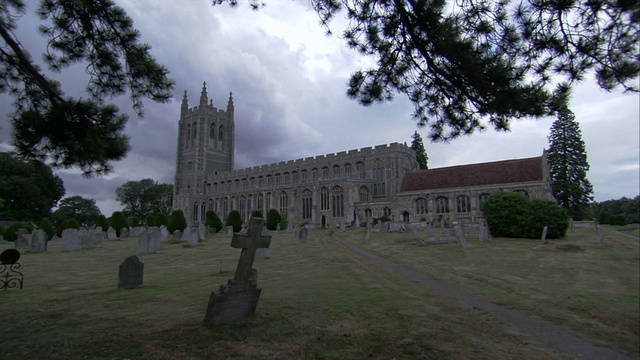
203 217 272 327
120 227 129 238
199 223 206 241
453 224 468 249
365 222 372 240
427 222 434 237
14 231 31 249
412 225 420 239
107 227 117 240
440 217 445 228
118 256 143 290
186 227 199 247
540 226 549 243
293 225 300 239
61 228 81 251
137 231 155 254
276 223 281 231
355 216 361 228
159 226 170 242
225 226 234 237
132 226 146 237
298 227 308 242
598 226 607 248
479 220 490 242
30 229 47 252
172 229 182 241
340 223 346 232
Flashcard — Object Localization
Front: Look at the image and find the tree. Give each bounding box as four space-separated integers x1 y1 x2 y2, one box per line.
266 209 281 230
167 210 187 234
0 152 65 221
38 218 55 240
0 0 174 175
410 130 428 169
55 218 80 238
547 107 593 220
51 196 102 227
108 211 129 237
218 1 638 140
154 212 168 227
205 210 223 232
96 214 110 230
225 210 243 232
115 179 172 221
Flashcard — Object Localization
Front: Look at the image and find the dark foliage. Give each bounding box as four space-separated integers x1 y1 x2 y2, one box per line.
0 0 174 175
38 218 55 240
109 211 129 237
55 218 79 238
225 210 243 233
4 222 26 242
250 210 263 219
95 215 110 231
592 196 639 224
410 131 428 169
205 211 223 232
51 195 102 227
265 209 281 230
167 210 186 234
153 212 168 227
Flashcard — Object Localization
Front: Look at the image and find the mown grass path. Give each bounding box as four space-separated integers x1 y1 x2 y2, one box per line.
335 236 634 360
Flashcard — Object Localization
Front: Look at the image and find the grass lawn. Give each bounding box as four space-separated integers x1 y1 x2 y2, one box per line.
0 225 637 359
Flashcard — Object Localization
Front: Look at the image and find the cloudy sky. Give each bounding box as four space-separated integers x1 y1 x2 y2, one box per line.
1 1 638 216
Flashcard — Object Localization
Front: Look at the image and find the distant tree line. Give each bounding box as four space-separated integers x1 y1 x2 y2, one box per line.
592 196 639 226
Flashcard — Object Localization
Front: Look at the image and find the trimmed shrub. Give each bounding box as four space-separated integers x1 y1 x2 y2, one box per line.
38 218 55 240
599 212 612 225
266 209 280 230
154 212 168 227
483 191 568 239
482 192 532 238
279 214 288 230
56 219 80 238
109 212 129 237
250 210 263 219
613 214 627 226
225 210 243 233
95 215 109 231
526 199 569 239
205 211 223 232
145 215 155 227
167 210 187 234
4 222 26 242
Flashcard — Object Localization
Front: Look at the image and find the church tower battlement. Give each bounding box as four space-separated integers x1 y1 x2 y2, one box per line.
173 82 235 214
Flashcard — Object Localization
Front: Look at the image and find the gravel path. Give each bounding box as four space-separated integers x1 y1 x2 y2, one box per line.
335 238 636 360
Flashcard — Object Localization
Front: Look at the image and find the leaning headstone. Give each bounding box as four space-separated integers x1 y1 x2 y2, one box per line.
118 256 143 290
107 227 117 240
203 217 272 326
225 226 234 237
29 229 47 252
299 227 308 242
453 224 468 249
120 227 129 238
199 223 206 241
61 228 81 251
598 226 607 248
540 226 549 244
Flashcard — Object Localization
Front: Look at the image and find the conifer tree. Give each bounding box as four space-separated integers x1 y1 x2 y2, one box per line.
547 107 594 220
410 131 429 170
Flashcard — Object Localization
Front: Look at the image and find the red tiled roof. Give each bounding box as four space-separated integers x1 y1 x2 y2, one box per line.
400 156 544 192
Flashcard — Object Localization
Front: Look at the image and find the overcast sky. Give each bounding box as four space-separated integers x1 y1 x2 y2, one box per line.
1 1 638 217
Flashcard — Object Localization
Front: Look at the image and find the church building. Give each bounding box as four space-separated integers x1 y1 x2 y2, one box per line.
173 83 555 227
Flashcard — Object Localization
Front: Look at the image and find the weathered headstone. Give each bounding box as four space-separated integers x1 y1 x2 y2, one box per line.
427 222 434 237
440 217 445 228
182 226 192 242
365 222 372 240
225 226 234 237
340 223 346 232
479 220 490 242
540 226 549 244
598 226 607 248
412 225 420 239
276 223 281 231
293 225 300 239
355 216 361 228
255 248 267 260
30 229 47 252
388 222 406 232
203 217 272 327
186 227 199 247
159 226 170 242
132 226 146 237
107 227 117 240
61 228 81 251
14 230 31 249
118 256 143 290
298 227 308 242
453 224 468 249
199 223 206 241
120 227 129 238
172 229 182 241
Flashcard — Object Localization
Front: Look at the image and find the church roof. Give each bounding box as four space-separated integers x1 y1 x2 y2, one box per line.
400 156 545 192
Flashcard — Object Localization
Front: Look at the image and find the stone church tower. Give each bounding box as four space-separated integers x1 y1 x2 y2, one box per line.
173 82 234 217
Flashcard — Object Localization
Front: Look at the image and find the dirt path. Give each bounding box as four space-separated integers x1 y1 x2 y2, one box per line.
335 237 636 360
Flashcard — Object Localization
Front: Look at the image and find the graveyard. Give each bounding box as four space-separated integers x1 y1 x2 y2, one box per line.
0 225 638 359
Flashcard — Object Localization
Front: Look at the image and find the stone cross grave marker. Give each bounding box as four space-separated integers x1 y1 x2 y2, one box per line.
118 255 143 290
204 217 272 327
